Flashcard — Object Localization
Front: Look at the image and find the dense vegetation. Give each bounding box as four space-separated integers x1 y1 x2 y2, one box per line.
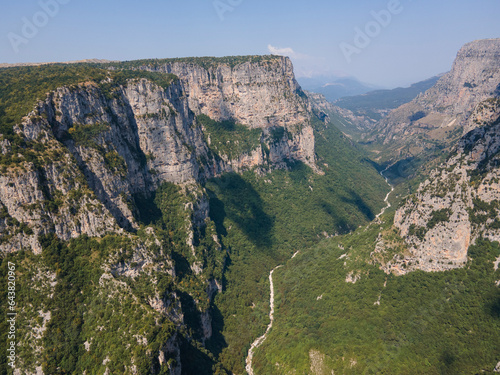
197 115 262 160
253 213 500 374
2 57 483 375
0 181 229 375
204 115 389 373
107 55 281 71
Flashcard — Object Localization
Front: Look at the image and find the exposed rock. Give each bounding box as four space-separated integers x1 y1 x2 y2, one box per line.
309 349 328 375
0 55 316 375
139 56 317 169
345 271 361 284
1 56 317 255
392 98 500 273
374 38 500 158
160 332 181 375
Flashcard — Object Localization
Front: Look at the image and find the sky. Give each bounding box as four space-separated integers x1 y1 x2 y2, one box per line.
1 0 499 88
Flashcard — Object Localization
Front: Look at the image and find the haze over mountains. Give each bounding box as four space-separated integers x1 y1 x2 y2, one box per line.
0 38 499 375
297 76 381 102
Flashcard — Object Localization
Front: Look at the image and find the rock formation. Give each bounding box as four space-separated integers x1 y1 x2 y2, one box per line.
390 99 500 273
373 38 500 158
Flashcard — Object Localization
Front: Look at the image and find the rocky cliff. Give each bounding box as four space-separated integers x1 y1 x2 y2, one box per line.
373 38 500 159
388 98 500 274
123 56 317 169
0 56 317 254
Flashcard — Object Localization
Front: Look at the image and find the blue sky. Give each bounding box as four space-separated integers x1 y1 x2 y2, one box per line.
1 0 499 87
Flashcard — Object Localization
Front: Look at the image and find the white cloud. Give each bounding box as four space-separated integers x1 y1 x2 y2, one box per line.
267 44 308 60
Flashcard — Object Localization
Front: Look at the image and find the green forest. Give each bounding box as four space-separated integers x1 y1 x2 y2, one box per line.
253 214 500 374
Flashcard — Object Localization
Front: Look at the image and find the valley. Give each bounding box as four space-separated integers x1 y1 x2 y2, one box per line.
0 38 499 375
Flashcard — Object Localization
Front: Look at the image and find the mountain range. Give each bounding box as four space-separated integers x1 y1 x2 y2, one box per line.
297 76 381 102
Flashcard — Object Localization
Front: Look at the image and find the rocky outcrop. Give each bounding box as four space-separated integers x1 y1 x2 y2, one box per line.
390 99 500 273
373 38 500 158
0 55 318 374
136 56 317 168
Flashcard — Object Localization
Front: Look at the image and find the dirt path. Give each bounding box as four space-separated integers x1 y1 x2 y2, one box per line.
245 264 283 375
375 167 394 219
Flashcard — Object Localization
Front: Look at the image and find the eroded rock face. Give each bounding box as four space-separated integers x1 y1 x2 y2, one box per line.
426 39 500 117
391 100 500 273
0 56 317 253
140 57 317 169
374 38 500 155
152 57 309 128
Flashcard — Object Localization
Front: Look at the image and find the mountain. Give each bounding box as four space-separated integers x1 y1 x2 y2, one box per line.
392 97 500 273
0 56 389 375
306 75 442 142
334 75 442 121
306 90 375 138
3 38 498 375
298 76 380 102
372 38 500 161
0 56 316 253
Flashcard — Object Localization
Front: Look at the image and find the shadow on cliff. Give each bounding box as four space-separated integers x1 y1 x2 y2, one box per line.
179 332 228 375
64 146 135 231
204 303 228 361
341 190 375 221
206 173 273 250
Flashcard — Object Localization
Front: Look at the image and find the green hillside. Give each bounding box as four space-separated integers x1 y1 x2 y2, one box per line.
252 213 500 374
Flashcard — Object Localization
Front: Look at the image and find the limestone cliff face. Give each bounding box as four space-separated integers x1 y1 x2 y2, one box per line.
138 56 316 168
0 56 316 253
0 106 119 254
390 99 500 274
374 38 500 157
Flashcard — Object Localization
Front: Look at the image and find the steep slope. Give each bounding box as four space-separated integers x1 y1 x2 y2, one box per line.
391 97 500 273
373 38 500 161
249 98 500 375
306 91 374 139
254 215 500 374
246 39 500 375
111 56 316 170
0 57 316 255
